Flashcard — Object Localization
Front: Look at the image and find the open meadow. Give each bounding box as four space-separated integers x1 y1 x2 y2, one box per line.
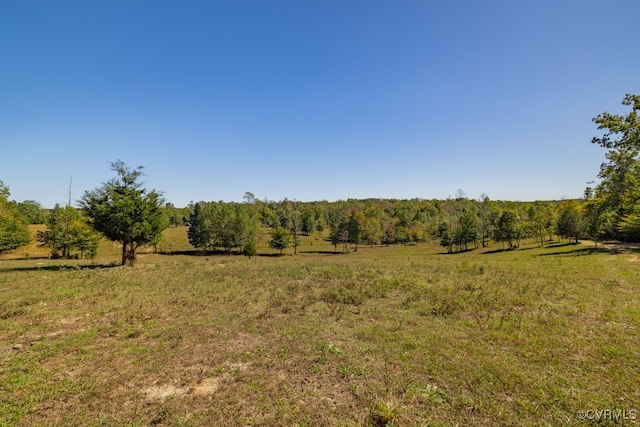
1 227 639 426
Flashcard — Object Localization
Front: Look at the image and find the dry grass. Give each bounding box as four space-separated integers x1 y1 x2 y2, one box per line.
1 231 639 426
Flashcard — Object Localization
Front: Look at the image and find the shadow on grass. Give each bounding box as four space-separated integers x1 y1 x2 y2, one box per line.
545 242 579 249
0 263 120 273
534 242 630 256
158 249 348 257
299 250 347 255
158 250 200 256
437 248 478 255
481 247 519 254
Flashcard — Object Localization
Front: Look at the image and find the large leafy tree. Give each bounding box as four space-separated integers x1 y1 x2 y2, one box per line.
81 161 166 266
591 94 640 240
592 94 640 151
0 181 31 254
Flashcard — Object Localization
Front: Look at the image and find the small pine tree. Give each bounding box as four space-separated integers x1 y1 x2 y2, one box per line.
243 240 257 258
268 227 293 255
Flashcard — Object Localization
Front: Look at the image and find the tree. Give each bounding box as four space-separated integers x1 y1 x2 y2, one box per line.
477 194 492 248
243 240 257 258
188 202 214 253
591 94 640 152
17 200 47 225
363 216 382 247
527 202 554 246
300 207 316 236
329 227 341 253
81 161 166 266
584 198 611 247
438 221 454 253
557 201 584 243
231 205 258 254
455 209 479 251
70 220 101 259
494 210 520 250
268 227 293 255
37 205 99 259
591 94 640 241
281 201 302 254
0 181 31 254
347 209 365 251
188 202 258 254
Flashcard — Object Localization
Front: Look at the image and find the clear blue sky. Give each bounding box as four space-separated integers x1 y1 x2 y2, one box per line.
2 0 639 208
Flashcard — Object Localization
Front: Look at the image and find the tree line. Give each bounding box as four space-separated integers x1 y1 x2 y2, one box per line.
1 93 639 263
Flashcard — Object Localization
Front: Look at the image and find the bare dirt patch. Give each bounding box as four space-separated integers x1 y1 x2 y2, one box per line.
144 362 251 401
192 377 223 396
144 384 188 401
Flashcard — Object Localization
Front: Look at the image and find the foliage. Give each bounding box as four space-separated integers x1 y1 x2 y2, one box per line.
477 194 492 247
16 200 47 225
439 222 454 253
363 216 382 247
36 205 100 259
188 202 258 254
187 202 212 252
347 209 365 251
268 226 293 255
454 209 479 251
591 93 640 151
590 94 640 241
243 240 257 258
617 212 640 241
526 202 554 246
280 200 302 254
437 195 478 253
494 210 520 249
0 181 31 254
557 201 584 243
80 161 167 265
583 198 610 246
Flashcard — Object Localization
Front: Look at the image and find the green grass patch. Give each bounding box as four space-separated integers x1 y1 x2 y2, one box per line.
1 233 639 425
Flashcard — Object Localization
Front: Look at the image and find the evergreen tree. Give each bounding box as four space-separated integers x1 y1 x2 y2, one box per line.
188 202 214 253
268 227 293 255
81 161 167 266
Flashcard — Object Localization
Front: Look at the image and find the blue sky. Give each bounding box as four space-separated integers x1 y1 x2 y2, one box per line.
1 1 639 208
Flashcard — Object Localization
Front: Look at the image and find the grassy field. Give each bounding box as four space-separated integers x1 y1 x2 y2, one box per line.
1 228 639 426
